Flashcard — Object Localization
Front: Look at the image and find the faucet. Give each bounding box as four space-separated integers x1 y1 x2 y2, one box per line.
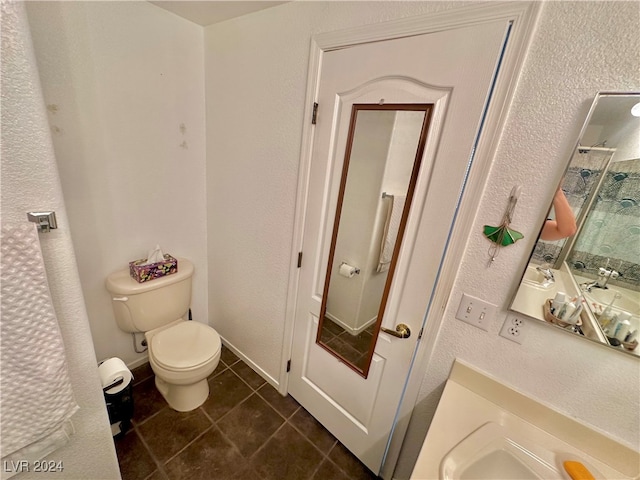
581 279 602 292
598 267 619 289
581 263 619 291
535 265 555 286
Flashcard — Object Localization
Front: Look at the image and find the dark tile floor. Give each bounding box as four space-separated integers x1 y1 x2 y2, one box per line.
114 346 378 480
319 318 376 371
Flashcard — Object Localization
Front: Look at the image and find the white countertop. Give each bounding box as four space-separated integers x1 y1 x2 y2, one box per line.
410 360 638 480
511 263 608 343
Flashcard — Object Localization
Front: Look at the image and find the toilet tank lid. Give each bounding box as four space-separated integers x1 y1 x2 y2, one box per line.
105 258 193 295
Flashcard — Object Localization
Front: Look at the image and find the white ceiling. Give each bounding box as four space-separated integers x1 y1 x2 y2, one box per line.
149 1 287 26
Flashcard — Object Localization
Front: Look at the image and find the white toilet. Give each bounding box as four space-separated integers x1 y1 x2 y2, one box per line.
106 258 221 412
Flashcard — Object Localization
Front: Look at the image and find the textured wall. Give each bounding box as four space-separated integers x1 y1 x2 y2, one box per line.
203 1 639 477
0 1 120 477
26 1 207 368
398 2 640 476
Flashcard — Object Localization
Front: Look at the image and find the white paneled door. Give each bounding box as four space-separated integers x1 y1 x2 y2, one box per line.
289 15 516 476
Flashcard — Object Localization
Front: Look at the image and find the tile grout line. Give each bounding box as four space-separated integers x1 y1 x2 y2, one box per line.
228 362 267 391
132 404 168 428
204 420 253 468
254 388 301 421
159 421 217 470
130 423 172 480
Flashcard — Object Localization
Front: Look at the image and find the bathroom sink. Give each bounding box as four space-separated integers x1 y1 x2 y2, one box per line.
440 422 559 480
521 265 554 290
411 361 637 480
583 288 640 315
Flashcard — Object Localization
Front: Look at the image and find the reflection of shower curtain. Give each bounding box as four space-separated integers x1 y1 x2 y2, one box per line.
377 195 405 272
568 158 640 290
1 224 78 471
534 147 615 265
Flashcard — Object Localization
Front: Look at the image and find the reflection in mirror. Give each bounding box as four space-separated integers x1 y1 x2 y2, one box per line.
316 104 432 377
511 92 640 357
533 146 612 264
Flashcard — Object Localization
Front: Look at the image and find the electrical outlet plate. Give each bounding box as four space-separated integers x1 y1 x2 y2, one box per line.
500 314 526 344
455 293 497 332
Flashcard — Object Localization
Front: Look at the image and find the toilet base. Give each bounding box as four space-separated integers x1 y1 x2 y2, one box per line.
154 375 209 412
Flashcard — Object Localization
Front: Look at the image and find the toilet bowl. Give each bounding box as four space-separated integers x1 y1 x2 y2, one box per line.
106 258 221 412
147 319 221 412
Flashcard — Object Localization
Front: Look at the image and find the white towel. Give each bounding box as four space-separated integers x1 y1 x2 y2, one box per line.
377 195 406 273
0 224 78 457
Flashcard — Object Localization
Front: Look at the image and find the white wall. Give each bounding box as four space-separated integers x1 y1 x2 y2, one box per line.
1 2 120 478
203 0 639 477
26 1 207 368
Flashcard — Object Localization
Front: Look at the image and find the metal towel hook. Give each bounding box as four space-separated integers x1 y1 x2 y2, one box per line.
27 211 57 232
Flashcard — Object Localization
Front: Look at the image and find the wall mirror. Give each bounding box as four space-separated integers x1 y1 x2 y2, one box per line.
316 104 433 377
511 92 640 357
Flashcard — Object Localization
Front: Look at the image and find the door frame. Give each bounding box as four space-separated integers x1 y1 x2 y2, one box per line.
281 1 542 475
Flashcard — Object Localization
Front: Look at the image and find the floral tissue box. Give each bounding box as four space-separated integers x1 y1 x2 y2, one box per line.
129 254 178 283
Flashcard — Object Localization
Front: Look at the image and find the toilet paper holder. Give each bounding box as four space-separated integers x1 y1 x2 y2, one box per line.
103 376 124 393
340 262 360 275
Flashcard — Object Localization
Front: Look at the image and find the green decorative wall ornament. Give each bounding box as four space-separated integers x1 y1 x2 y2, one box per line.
484 224 524 246
484 186 524 264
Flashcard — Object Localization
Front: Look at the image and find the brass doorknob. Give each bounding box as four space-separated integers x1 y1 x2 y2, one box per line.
380 323 411 339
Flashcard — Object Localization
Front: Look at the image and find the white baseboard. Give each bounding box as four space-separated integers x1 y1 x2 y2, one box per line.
325 311 377 336
219 337 280 391
125 355 149 371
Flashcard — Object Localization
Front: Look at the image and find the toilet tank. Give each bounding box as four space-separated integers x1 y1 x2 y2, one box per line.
105 258 194 333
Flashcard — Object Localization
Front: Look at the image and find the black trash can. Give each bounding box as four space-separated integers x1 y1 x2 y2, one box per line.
104 380 134 437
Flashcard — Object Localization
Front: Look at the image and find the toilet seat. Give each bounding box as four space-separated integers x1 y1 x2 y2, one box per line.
150 321 221 371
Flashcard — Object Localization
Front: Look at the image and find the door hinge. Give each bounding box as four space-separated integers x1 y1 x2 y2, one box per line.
286 359 291 372
418 327 424 339
311 102 318 125
297 251 303 268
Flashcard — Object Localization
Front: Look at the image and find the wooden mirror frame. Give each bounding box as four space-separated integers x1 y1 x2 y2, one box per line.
315 103 433 377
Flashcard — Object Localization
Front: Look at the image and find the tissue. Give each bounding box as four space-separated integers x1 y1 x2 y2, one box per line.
143 245 165 266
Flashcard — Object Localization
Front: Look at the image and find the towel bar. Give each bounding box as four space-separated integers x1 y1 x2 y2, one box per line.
27 211 57 232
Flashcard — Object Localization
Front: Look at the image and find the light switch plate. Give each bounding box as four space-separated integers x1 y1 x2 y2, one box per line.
455 293 497 332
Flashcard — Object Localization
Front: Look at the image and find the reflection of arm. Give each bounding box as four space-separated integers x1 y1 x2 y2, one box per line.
540 188 577 241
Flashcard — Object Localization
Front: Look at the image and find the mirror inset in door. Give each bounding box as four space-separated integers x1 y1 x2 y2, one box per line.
316 104 433 377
